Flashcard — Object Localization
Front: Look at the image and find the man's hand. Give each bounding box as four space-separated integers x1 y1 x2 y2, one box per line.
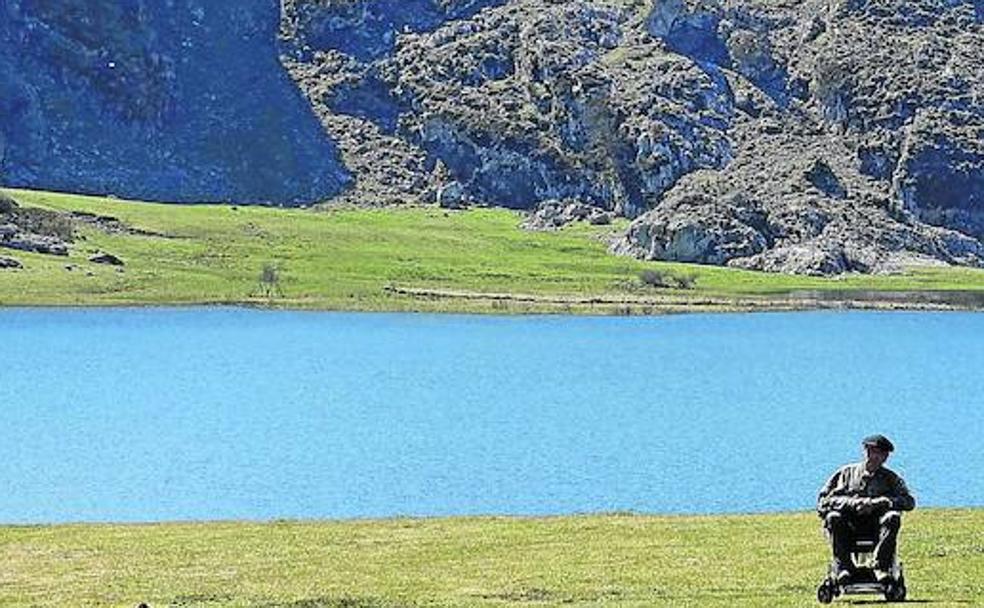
854 497 893 516
872 497 893 512
854 497 875 515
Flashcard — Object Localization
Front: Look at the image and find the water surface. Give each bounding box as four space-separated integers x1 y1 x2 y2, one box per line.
1 309 981 523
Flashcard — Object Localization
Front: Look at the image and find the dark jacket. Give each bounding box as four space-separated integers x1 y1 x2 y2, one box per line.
817 462 915 517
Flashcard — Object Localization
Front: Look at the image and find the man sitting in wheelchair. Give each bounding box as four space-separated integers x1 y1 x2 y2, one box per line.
817 434 915 600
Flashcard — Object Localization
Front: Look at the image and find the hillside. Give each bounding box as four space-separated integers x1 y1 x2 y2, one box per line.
1 0 982 275
3 188 984 312
1 509 982 607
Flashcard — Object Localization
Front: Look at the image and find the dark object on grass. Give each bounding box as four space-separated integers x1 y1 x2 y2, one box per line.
0 256 22 269
0 194 74 256
89 252 125 266
523 199 613 231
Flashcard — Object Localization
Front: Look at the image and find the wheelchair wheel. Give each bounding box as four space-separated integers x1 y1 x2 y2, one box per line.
885 575 907 602
817 580 834 604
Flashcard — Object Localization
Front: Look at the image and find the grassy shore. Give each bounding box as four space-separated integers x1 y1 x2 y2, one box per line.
3 188 984 313
1 510 981 607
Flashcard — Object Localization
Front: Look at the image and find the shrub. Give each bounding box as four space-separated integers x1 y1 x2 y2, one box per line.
639 268 697 290
640 268 673 288
675 272 697 289
259 263 283 298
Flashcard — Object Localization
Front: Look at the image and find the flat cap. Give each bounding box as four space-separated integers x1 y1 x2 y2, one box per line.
862 434 895 452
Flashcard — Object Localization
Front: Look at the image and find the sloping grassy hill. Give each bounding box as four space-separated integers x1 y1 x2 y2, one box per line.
0 510 981 607
3 188 984 313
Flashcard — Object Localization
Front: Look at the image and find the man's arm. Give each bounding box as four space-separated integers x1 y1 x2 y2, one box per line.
817 467 855 515
889 474 915 512
870 471 916 514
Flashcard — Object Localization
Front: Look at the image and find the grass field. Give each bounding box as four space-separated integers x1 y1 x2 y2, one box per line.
1 510 981 607
3 188 984 313
3 190 982 607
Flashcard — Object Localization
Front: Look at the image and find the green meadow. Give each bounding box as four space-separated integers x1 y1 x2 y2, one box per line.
3 188 984 313
1 510 981 607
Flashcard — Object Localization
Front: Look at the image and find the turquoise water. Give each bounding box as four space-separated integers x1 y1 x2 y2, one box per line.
1 308 982 524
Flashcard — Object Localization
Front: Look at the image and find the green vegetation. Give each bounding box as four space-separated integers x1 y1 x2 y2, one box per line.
0 510 981 607
3 188 984 314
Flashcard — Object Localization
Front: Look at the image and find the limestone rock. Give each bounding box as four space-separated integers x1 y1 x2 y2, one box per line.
614 191 769 265
1 230 69 256
0 192 73 256
89 252 124 266
522 199 613 231
437 180 469 209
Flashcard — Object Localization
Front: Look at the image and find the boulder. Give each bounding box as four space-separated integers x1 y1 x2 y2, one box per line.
588 210 613 225
522 199 611 231
89 252 125 266
1 233 69 256
0 200 74 256
614 192 770 265
436 180 469 209
0 256 21 269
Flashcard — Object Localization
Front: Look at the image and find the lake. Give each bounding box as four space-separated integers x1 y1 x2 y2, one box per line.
1 308 982 524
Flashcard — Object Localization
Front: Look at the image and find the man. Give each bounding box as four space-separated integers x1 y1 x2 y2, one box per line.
817 434 915 584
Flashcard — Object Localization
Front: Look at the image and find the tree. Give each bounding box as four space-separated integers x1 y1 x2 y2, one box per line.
259 263 283 299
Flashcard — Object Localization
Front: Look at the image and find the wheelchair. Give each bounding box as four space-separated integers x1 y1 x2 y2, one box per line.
816 532 907 603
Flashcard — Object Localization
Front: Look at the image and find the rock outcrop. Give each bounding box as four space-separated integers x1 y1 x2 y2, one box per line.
613 0 984 273
0 194 72 256
0 256 21 269
522 199 614 230
88 252 125 266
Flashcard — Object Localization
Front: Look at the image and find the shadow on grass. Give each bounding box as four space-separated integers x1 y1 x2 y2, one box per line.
170 594 235 606
477 586 566 601
847 599 972 605
252 597 414 608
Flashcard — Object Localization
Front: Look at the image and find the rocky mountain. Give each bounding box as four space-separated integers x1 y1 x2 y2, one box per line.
1 0 982 274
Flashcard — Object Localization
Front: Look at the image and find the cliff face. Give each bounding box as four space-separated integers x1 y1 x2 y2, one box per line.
612 0 984 274
279 0 982 274
281 0 734 213
1 0 981 274
0 0 349 203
